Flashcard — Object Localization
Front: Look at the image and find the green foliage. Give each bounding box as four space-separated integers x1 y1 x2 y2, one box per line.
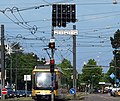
80 59 102 87
105 67 115 85
5 42 42 90
57 58 73 88
110 29 120 49
109 29 120 83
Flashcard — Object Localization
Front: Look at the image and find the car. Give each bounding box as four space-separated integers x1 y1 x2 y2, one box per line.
0 89 1 98
14 90 20 98
110 87 120 97
116 90 120 96
18 90 26 97
27 91 32 97
6 88 14 98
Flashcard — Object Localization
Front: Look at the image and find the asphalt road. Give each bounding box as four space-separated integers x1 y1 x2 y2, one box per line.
1 93 120 101
79 93 120 101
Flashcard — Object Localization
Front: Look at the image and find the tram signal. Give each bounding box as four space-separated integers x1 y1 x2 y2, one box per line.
49 42 55 49
50 59 55 73
62 5 66 27
57 4 62 27
66 4 71 22
52 4 76 27
113 50 120 67
52 4 57 27
71 4 76 23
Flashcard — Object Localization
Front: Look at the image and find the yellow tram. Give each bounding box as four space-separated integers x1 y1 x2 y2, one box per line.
32 65 67 101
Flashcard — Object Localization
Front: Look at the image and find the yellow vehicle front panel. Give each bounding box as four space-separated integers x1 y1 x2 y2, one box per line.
32 89 51 96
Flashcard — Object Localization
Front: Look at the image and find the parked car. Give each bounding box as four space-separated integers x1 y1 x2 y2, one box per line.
18 90 26 97
27 91 32 97
110 87 120 97
0 89 1 98
14 90 20 98
6 88 14 98
116 90 120 96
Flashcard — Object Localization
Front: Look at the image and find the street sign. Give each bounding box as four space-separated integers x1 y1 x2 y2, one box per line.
24 75 31 81
99 82 105 85
110 73 115 79
2 88 7 95
116 79 119 83
69 88 76 94
54 30 78 35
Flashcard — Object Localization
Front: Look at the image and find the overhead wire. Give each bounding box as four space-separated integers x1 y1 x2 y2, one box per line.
1 1 116 67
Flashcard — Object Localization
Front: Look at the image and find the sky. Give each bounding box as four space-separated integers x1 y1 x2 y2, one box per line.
0 0 120 73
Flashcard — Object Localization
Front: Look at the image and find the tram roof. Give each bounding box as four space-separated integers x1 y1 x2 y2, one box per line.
33 64 63 73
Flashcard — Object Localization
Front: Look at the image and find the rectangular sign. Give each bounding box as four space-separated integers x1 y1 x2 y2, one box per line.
54 30 78 35
24 75 31 81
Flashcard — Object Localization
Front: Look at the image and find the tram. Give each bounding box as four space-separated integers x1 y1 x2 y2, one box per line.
32 64 67 100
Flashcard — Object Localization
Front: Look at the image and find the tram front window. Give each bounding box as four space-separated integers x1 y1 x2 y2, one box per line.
35 72 51 89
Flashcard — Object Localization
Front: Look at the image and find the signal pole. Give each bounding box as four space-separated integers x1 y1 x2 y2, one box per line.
73 25 76 98
51 26 55 101
114 52 117 86
1 25 5 100
51 3 76 100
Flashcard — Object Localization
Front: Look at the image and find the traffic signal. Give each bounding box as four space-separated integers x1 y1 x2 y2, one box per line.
113 50 120 67
52 4 57 27
57 4 62 27
50 59 55 73
71 4 76 23
113 50 120 55
52 4 76 27
66 4 71 22
49 42 55 49
61 4 66 27
116 50 120 67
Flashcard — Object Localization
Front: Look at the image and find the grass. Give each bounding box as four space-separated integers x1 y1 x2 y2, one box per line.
65 92 86 100
0 97 32 101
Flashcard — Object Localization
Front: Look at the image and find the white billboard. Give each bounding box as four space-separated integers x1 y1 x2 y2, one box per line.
54 30 78 35
24 75 31 81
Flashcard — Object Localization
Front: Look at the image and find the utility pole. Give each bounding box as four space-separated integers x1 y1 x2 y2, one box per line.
73 25 76 99
1 25 5 100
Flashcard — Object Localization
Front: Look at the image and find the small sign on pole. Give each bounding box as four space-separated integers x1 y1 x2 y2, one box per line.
69 88 76 94
110 73 115 79
24 75 31 97
24 75 31 81
2 88 7 95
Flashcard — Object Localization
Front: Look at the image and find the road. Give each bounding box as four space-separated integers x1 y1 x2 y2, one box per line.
79 93 120 101
0 93 120 101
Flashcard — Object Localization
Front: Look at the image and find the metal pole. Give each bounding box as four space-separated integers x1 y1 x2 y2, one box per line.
51 26 54 101
73 25 76 99
114 54 117 87
10 56 12 86
15 51 18 90
91 77 93 93
15 68 17 90
1 25 5 100
26 75 27 97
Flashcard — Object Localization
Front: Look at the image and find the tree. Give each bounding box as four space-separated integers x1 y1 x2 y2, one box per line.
81 59 102 88
110 29 120 49
6 42 41 90
57 58 73 88
110 29 120 82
